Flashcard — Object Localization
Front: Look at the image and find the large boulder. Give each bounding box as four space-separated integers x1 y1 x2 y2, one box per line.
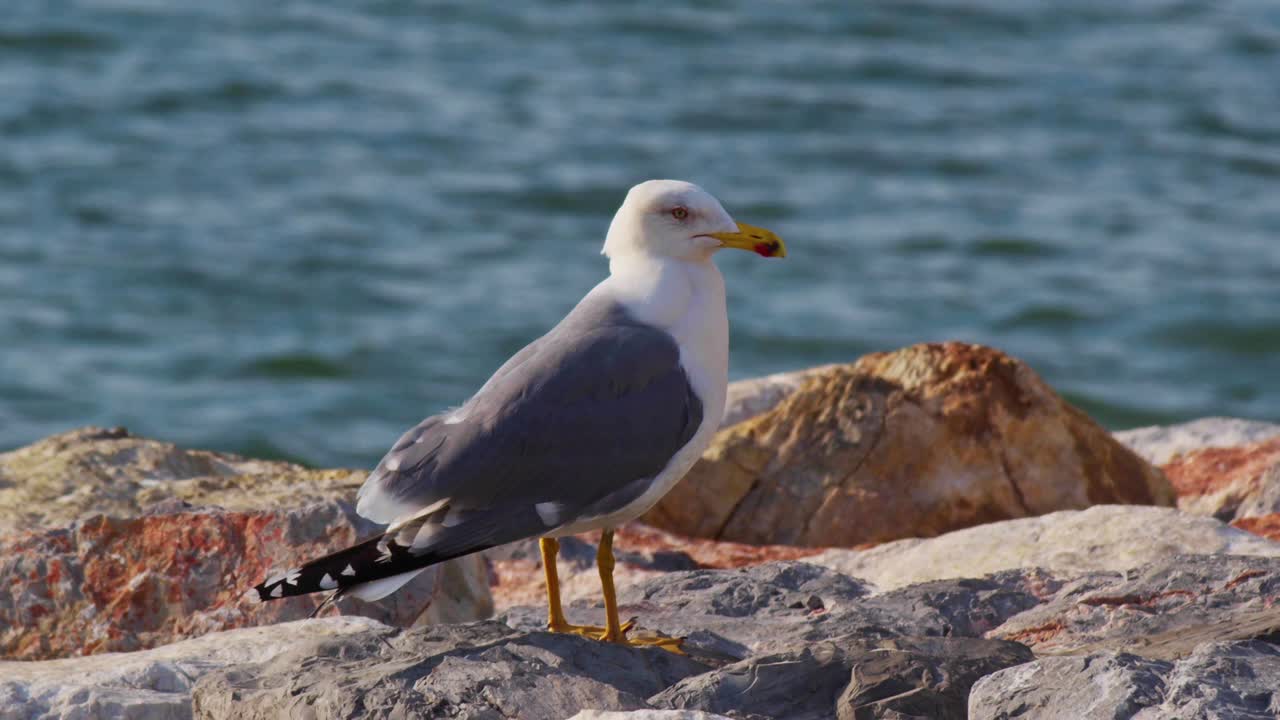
645 343 1174 546
719 365 835 428
9 542 1280 719
653 636 1031 720
498 518 1280 662
1163 434 1280 521
196 561 1038 720
0 427 492 660
0 426 362 534
1117 417 1280 541
989 553 1280 658
0 616 384 720
4 559 1037 720
568 707 732 712
7 411 1279 717
808 504 1280 591
192 621 712 720
801 506 1280 660
1115 416 1280 467
969 641 1280 719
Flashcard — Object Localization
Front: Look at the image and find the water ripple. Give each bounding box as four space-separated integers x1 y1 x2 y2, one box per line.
0 0 1276 466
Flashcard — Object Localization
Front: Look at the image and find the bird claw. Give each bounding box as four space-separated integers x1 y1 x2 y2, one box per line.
622 634 686 654
547 618 635 639
597 617 638 641
548 618 683 653
601 617 686 654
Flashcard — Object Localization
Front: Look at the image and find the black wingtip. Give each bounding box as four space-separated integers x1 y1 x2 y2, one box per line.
248 513 512 605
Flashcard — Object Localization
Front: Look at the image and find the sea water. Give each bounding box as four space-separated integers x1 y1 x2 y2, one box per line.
1 1 1277 467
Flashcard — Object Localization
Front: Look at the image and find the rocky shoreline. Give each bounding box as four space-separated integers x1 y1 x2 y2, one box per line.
2 343 1279 719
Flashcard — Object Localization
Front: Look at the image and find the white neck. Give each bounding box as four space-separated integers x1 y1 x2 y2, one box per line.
600 255 729 422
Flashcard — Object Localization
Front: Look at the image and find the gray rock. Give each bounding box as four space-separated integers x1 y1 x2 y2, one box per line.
970 641 1280 719
188 562 1047 719
568 707 737 712
653 635 1033 720
809 505 1280 592
969 652 1170 720
1115 417 1280 466
1150 641 1280 719
501 561 872 660
992 554 1280 658
17 548 1280 720
191 620 711 720
503 561 1042 661
0 616 385 720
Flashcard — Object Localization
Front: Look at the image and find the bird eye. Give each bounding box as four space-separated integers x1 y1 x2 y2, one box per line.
671 207 689 220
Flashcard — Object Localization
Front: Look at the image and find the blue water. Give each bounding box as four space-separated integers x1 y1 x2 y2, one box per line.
2 1 1278 468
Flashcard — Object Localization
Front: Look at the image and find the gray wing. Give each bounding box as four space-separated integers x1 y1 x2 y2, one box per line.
355 294 704 542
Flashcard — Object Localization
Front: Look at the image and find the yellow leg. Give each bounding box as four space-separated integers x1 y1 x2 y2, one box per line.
597 530 685 654
539 537 632 637
541 537 568 629
597 530 624 641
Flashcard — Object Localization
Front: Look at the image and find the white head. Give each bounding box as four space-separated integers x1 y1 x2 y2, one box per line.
602 180 785 264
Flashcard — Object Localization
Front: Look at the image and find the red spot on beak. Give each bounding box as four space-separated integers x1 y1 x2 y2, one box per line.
753 242 777 257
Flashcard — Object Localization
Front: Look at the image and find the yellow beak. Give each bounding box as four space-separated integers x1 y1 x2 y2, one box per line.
707 222 787 258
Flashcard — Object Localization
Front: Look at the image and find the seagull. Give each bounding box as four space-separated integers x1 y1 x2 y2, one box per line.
252 179 786 651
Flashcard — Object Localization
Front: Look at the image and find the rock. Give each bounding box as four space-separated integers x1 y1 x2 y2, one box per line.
0 502 492 661
808 505 1280 591
0 426 364 534
0 428 491 660
803 504 1280 661
970 641 1280 719
11 419 1280 716
1115 416 1280 467
991 554 1280 658
568 707 737 712
500 561 873 660
1238 461 1280 519
502 561 1045 662
1233 513 1280 542
1162 434 1280 521
653 636 1032 720
720 365 834 428
644 343 1173 547
772 544 1280 669
971 652 1169 720
192 620 712 720
1112 417 1280 538
19 548 1280 720
0 616 385 720
196 561 1044 720
487 522 824 613
14 559 1006 720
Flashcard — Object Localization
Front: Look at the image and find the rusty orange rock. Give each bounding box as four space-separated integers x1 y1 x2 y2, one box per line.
1163 435 1280 520
0 428 491 661
1232 514 1280 542
0 504 491 660
644 342 1174 547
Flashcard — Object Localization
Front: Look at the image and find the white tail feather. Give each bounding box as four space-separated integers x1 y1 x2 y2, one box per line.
343 567 430 602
